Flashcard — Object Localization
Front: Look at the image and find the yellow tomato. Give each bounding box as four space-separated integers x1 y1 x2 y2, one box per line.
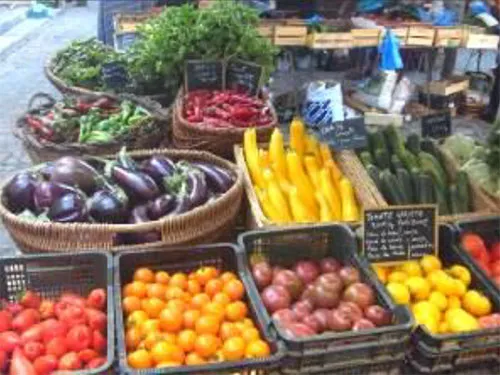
388 271 408 284
438 321 449 334
445 308 479 333
373 265 389 284
428 291 448 312
413 301 441 323
447 296 461 309
405 277 431 301
448 265 471 287
386 282 411 305
398 261 423 277
420 255 442 274
462 290 492 317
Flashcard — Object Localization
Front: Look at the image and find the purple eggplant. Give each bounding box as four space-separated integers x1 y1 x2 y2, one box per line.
191 162 234 194
140 155 176 186
147 194 175 220
185 171 208 208
49 156 103 194
89 190 127 223
34 181 82 212
171 195 192 215
116 147 139 170
111 165 160 203
47 192 88 223
128 205 161 243
4 172 37 213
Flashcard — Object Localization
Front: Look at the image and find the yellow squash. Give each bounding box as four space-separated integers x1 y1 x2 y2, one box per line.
263 169 292 222
244 129 265 189
255 187 285 223
259 149 270 169
306 135 323 167
268 128 288 180
290 117 306 159
288 186 317 223
339 177 360 221
326 159 342 183
319 168 342 220
286 151 318 215
316 192 334 222
304 156 321 190
319 143 333 165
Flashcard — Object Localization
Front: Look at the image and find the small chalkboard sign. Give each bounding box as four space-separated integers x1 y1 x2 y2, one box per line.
185 60 224 92
314 117 368 150
363 205 437 264
421 111 452 139
226 60 263 96
101 62 128 89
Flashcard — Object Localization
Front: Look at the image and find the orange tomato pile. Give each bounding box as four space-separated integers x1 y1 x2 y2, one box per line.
122 266 271 369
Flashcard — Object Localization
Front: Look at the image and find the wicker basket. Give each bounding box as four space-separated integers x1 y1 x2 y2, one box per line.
234 145 381 228
0 148 243 253
172 89 276 159
14 93 171 164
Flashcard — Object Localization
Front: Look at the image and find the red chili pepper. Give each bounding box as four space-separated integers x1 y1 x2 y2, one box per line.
232 107 257 121
92 97 115 109
75 99 93 113
203 116 233 128
25 116 54 140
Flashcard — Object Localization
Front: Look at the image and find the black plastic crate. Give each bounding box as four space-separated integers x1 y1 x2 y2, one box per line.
0 252 114 375
114 243 284 375
237 224 413 373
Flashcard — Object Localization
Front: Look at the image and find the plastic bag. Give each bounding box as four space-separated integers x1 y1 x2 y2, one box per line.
302 81 345 126
357 0 385 13
379 30 403 71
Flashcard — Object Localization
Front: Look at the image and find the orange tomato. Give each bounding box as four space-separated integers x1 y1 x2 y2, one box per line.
245 340 271 359
212 292 231 306
128 349 153 369
141 319 160 336
190 293 211 310
166 299 187 314
142 298 165 319
141 332 170 350
169 273 188 290
222 337 246 361
127 310 149 329
220 271 237 284
204 279 224 297
123 296 142 315
194 334 220 358
126 327 142 350
185 352 206 365
225 301 248 322
124 281 147 299
183 309 201 330
147 283 167 300
202 302 225 321
195 267 219 286
177 329 197 352
156 361 182 368
224 279 245 301
134 268 155 283
159 308 183 333
195 315 220 336
155 271 170 285
187 279 202 295
151 341 185 365
165 286 185 301
241 327 260 343
220 322 241 341
242 318 254 328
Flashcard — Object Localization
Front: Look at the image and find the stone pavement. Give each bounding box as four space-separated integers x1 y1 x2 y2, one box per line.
0 2 97 255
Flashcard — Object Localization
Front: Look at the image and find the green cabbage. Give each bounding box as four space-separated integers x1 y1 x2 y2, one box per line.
442 134 477 166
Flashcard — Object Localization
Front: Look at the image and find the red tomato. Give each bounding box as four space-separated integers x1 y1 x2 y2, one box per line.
493 275 500 289
4 302 23 316
0 310 12 333
23 341 44 361
58 351 82 371
490 242 500 262
33 354 58 375
478 315 498 329
86 356 106 369
477 260 492 277
59 293 86 309
92 330 106 354
10 347 37 375
85 308 107 333
66 325 92 352
39 300 55 320
56 303 86 326
41 319 68 343
0 331 21 353
0 350 7 371
11 309 40 332
20 291 41 310
490 260 500 276
477 248 491 264
461 233 487 258
86 289 106 311
21 323 43 344
78 348 99 363
45 337 67 358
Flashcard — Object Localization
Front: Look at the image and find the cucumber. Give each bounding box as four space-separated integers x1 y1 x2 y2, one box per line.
456 170 470 213
396 168 414 203
419 151 447 190
411 168 421 203
433 182 450 215
366 164 382 190
360 151 374 167
383 125 405 156
391 154 404 172
421 138 447 167
375 149 391 169
371 130 388 155
406 133 421 156
449 184 461 214
418 173 436 204
380 169 406 205
400 149 420 171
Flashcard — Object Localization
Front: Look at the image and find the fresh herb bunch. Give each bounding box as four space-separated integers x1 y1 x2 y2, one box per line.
128 0 278 94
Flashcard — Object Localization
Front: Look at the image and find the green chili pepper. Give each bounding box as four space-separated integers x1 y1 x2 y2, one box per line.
83 130 114 144
119 101 134 123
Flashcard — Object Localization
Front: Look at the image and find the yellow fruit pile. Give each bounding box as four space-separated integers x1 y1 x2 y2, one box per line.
243 118 360 223
374 255 493 334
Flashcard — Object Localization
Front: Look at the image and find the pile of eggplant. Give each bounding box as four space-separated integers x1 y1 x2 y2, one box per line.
2 149 235 243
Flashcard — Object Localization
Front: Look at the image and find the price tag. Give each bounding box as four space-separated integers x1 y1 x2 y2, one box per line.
363 205 437 264
421 111 452 139
185 60 224 92
314 117 368 150
226 59 263 96
101 62 128 89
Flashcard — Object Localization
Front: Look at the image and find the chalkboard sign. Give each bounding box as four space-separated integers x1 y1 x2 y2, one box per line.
421 111 452 139
185 60 224 92
226 60 263 96
363 205 437 264
314 117 368 150
101 62 128 89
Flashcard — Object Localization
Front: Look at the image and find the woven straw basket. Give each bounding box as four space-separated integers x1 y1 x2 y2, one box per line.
0 148 243 253
173 89 276 159
234 145 382 228
14 93 172 164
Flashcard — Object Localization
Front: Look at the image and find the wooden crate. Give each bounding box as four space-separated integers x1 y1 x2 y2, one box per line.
425 76 469 96
274 26 308 46
307 32 353 49
434 27 464 48
407 26 435 47
258 25 274 40
114 12 154 33
351 29 382 47
464 33 499 50
284 19 307 26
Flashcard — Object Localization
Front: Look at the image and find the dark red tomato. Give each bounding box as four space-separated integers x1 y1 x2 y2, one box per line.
85 308 106 333
66 325 92 352
12 309 40 332
86 356 106 369
461 233 487 257
86 289 106 311
78 348 99 363
477 248 490 264
0 310 12 333
39 300 55 320
21 323 44 344
58 351 82 371
41 319 67 343
10 347 37 375
59 293 86 309
56 303 86 326
92 330 106 354
20 291 41 310
23 341 44 361
45 337 67 358
0 331 21 353
33 354 58 375
490 260 500 277
4 302 23 316
490 242 500 262
0 349 7 371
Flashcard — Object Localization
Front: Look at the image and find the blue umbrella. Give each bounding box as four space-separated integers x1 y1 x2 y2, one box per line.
379 29 403 71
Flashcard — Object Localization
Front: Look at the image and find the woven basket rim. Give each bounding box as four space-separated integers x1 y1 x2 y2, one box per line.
0 148 243 233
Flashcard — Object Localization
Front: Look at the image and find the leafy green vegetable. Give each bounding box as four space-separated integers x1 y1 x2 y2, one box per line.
442 134 476 166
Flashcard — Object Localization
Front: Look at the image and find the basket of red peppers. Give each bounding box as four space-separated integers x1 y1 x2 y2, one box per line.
15 93 170 164
173 89 277 158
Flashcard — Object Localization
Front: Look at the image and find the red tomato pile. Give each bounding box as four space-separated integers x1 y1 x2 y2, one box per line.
183 90 273 128
0 289 107 374
461 233 500 288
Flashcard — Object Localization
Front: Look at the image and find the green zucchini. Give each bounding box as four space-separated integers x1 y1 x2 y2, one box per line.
380 170 406 205
396 168 414 204
419 151 447 190
418 173 436 204
383 125 405 156
366 164 382 190
406 133 421 156
391 154 404 172
421 138 447 167
449 184 461 214
360 151 374 167
433 182 450 215
375 149 391 170
370 130 388 155
411 168 421 203
456 170 471 213
400 149 420 171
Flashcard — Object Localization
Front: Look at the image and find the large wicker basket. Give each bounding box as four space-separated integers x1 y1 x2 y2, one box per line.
14 93 171 164
173 89 276 159
0 148 243 253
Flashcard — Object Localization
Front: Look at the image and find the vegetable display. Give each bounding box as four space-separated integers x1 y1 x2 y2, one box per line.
24 97 151 144
250 258 393 338
359 125 472 215
183 90 273 128
243 119 360 224
461 232 500 289
375 255 500 333
0 288 108 373
123 266 271 369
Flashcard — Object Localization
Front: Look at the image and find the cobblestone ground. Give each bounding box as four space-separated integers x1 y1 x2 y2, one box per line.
0 3 97 254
